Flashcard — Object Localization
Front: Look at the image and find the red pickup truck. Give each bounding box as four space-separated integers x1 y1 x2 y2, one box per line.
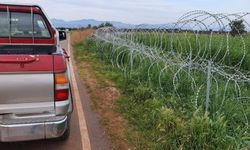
0 3 73 142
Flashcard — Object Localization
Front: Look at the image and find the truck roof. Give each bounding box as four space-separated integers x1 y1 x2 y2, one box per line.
0 2 54 28
0 3 43 13
0 2 40 7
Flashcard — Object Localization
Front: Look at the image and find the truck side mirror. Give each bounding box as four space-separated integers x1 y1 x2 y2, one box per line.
59 31 67 41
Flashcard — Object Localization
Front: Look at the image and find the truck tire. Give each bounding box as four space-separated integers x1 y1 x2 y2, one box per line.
57 123 70 141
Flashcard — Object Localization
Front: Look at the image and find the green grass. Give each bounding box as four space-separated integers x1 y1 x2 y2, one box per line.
131 32 250 70
74 37 250 149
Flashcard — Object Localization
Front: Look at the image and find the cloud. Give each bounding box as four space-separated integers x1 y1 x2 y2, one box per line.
1 0 250 24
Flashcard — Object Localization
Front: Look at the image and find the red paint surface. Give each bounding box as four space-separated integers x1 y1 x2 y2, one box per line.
54 55 67 72
0 5 41 13
0 38 55 45
0 55 67 73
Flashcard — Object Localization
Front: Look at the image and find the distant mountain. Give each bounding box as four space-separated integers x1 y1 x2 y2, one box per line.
51 19 134 29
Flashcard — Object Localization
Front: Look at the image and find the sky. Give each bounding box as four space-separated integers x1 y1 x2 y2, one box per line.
1 0 250 24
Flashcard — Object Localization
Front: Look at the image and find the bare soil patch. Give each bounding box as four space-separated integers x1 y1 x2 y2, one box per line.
78 61 132 150
71 29 96 45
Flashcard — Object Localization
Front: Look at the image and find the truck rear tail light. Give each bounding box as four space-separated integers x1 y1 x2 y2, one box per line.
55 89 69 101
55 72 69 101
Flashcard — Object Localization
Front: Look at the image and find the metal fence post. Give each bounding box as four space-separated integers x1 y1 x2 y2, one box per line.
206 60 212 113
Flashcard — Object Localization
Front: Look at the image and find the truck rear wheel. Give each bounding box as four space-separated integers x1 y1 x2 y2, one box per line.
60 126 70 140
56 123 70 141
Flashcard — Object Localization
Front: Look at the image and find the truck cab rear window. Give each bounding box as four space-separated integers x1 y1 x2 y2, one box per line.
0 11 51 38
0 12 9 37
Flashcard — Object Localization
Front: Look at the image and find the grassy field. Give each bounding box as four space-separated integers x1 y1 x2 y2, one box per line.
74 30 250 149
130 32 250 70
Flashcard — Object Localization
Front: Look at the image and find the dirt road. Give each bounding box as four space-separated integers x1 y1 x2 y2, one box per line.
0 34 110 150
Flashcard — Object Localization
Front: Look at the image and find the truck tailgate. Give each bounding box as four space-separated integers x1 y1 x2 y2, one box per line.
0 55 55 114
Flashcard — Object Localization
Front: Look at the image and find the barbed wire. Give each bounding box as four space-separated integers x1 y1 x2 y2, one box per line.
92 11 250 131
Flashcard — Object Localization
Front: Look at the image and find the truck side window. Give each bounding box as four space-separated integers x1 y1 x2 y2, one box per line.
0 11 9 37
34 14 51 38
